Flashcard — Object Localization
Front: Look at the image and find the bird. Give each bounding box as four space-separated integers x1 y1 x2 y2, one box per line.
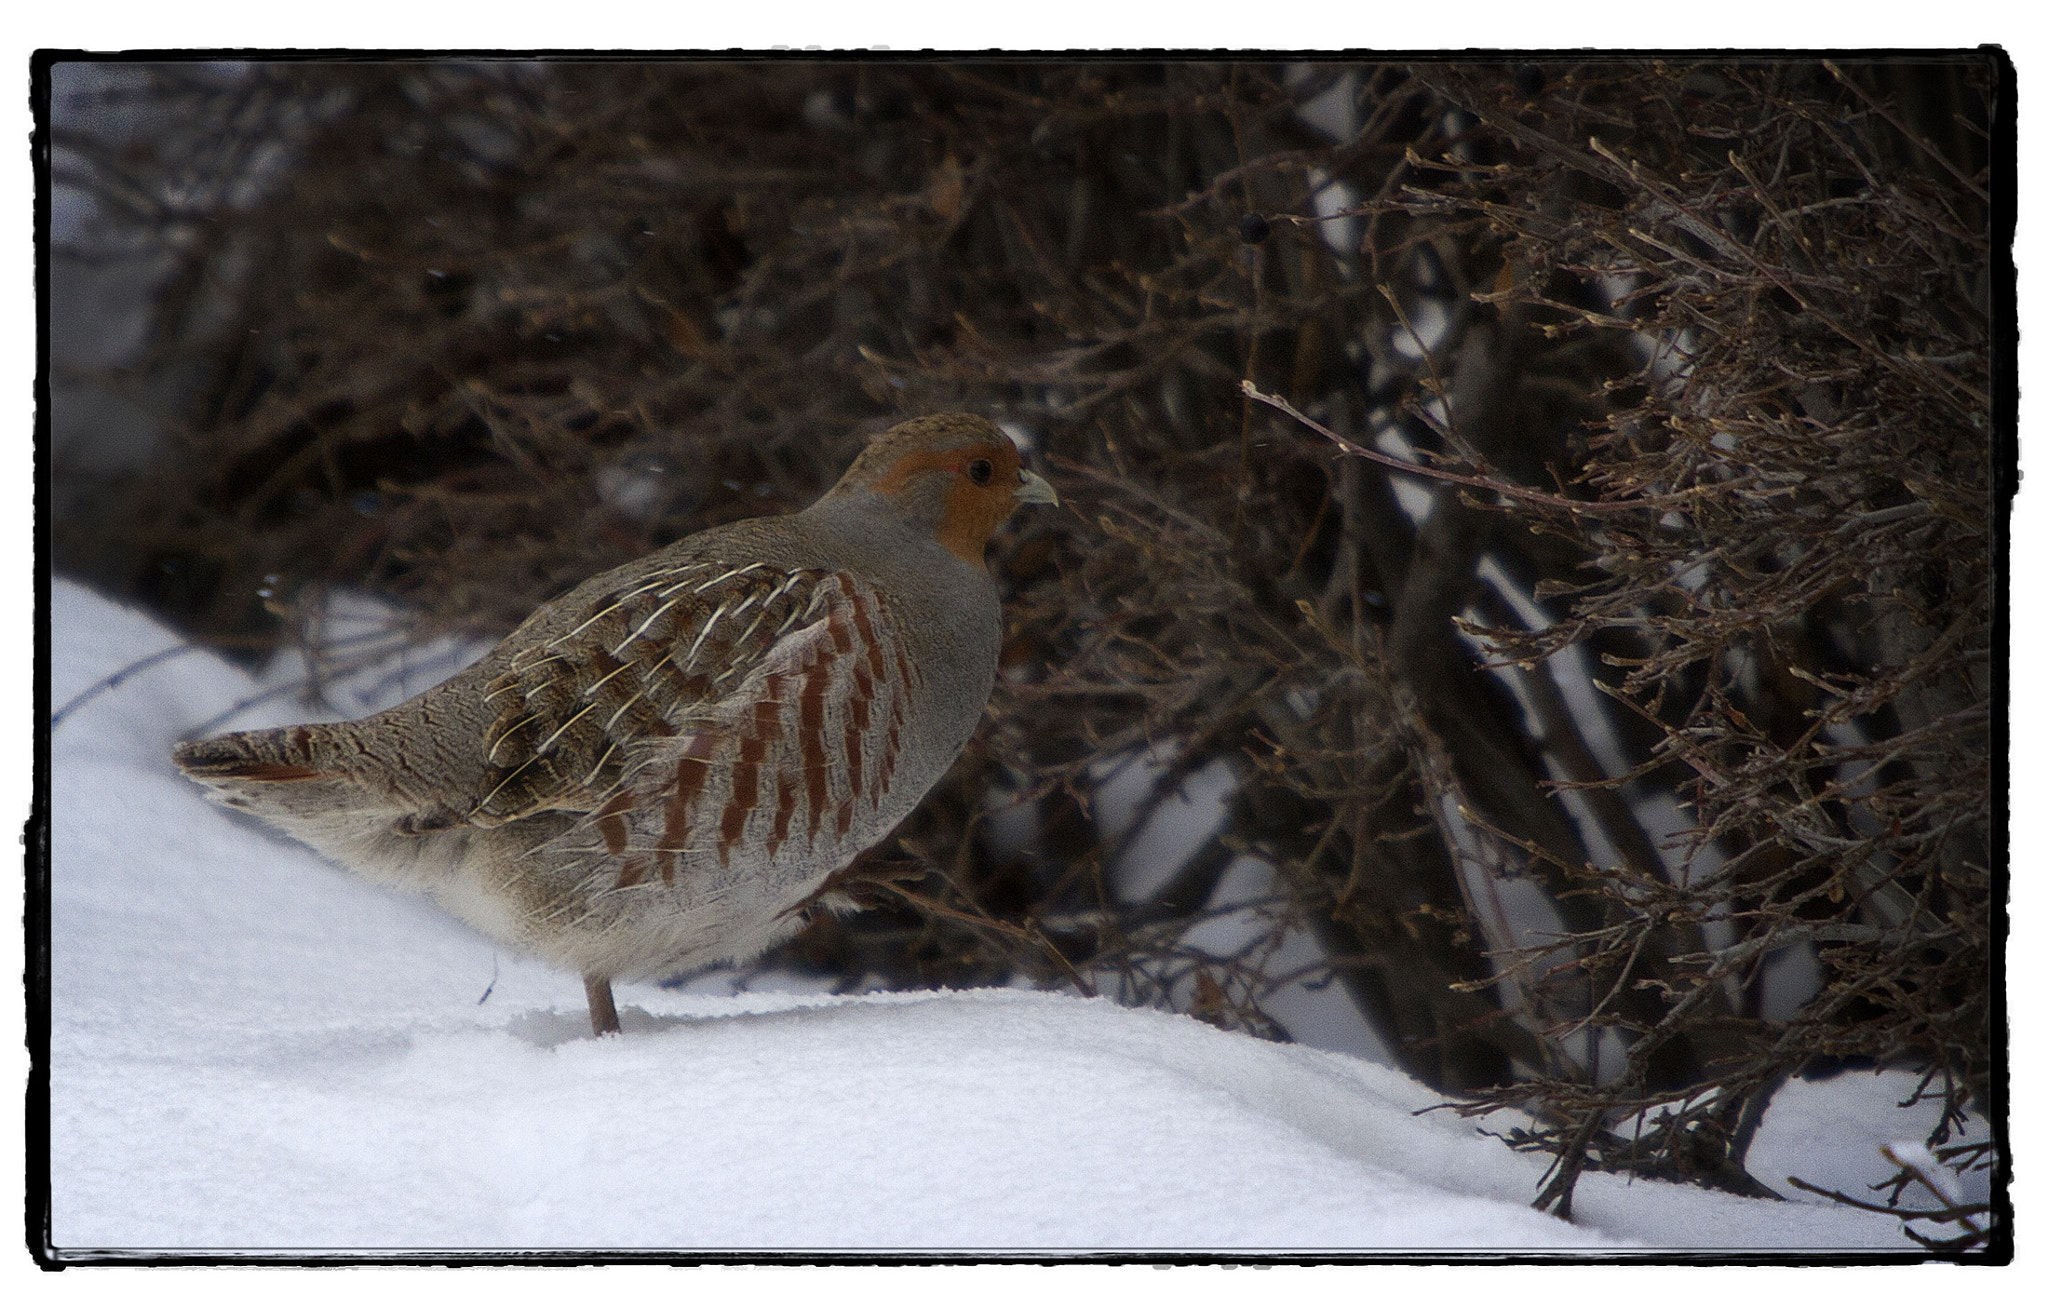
173 414 1058 1036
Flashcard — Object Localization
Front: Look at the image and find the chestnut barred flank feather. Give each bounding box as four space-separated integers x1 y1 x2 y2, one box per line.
473 562 836 821
523 570 925 889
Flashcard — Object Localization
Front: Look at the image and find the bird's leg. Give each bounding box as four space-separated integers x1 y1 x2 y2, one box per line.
584 972 620 1036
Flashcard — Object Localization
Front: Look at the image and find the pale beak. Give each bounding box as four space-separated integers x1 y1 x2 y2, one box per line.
1015 469 1060 506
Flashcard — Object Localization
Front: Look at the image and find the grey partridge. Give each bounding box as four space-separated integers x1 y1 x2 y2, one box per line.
173 414 1057 1035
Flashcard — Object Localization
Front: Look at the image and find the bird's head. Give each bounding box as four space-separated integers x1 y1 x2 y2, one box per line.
823 414 1059 565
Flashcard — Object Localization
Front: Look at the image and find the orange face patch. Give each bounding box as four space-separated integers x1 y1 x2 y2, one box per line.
870 437 1027 564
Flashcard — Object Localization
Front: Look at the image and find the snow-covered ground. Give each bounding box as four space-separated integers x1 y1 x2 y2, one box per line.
44 578 1988 1255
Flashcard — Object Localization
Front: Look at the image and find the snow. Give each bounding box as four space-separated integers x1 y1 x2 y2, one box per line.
43 578 1982 1255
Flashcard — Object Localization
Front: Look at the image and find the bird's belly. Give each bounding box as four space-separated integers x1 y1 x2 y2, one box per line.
440 708 973 982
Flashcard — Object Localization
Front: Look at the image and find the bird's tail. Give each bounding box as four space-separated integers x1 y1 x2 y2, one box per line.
172 724 393 837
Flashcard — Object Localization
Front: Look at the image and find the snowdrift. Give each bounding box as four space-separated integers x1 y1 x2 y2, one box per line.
47 580 1946 1253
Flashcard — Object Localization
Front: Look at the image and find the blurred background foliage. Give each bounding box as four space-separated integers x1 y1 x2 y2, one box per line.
46 56 2005 1231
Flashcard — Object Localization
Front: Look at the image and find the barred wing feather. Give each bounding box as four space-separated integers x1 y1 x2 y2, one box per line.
506 570 924 890
475 560 830 822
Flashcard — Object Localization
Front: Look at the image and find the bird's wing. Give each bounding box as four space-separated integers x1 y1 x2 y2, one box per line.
511 569 926 891
473 559 835 823
473 563 924 881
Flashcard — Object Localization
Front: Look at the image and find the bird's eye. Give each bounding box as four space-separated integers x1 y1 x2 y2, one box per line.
966 459 994 485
